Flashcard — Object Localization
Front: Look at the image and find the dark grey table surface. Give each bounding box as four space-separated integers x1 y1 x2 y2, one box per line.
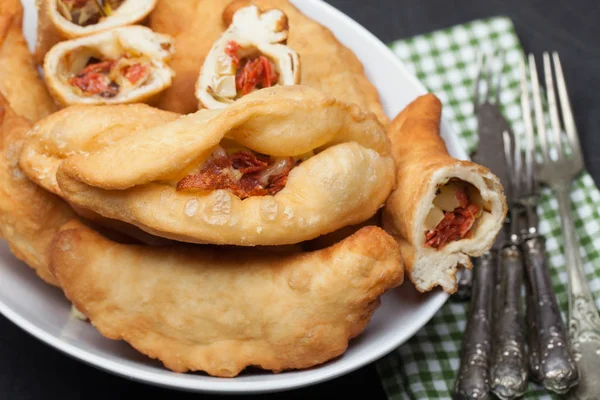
2 0 599 399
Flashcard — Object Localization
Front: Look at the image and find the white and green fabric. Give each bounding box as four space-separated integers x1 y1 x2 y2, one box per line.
377 16 600 400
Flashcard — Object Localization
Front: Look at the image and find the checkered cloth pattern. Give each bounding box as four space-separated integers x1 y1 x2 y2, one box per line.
377 16 600 400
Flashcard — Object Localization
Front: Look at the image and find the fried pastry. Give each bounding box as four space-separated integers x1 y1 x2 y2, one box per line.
19 103 178 246
0 96 74 286
55 86 395 246
382 94 506 293
20 103 178 196
43 26 175 106
50 220 403 376
34 0 157 63
150 0 387 124
196 5 300 109
0 0 56 122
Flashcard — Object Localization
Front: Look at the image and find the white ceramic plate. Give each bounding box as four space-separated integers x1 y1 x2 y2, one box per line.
0 0 463 394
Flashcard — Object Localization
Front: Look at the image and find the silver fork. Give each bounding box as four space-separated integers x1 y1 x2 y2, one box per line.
521 52 600 399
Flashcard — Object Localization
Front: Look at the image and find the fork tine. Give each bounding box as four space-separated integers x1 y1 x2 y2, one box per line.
473 52 485 108
514 130 523 197
493 51 506 104
502 130 518 202
484 52 494 102
553 52 583 165
529 54 550 162
503 130 513 182
543 52 563 160
519 56 535 194
502 130 516 201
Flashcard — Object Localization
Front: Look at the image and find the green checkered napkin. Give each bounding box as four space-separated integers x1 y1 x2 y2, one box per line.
377 17 600 400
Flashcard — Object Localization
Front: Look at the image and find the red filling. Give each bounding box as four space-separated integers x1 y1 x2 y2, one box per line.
176 150 296 199
121 63 149 85
224 40 240 65
69 57 149 97
224 40 279 96
424 187 482 249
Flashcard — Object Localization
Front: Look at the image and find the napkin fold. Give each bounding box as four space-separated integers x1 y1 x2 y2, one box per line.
378 16 600 400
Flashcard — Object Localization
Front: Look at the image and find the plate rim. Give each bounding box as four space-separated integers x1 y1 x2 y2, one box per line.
1 0 454 393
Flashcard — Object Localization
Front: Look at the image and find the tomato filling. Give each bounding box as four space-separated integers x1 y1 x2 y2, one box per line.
176 147 297 199
69 56 150 98
225 41 279 96
424 186 482 249
57 0 124 27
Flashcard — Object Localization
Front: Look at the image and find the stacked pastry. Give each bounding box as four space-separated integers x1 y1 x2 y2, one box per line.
34 0 175 106
0 0 506 377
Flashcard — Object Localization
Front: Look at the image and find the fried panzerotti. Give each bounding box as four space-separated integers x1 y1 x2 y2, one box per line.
50 220 403 376
196 5 300 109
19 103 178 246
43 26 175 106
0 96 74 286
20 103 178 196
150 0 387 123
55 86 394 246
382 94 506 293
0 0 56 122
34 0 157 63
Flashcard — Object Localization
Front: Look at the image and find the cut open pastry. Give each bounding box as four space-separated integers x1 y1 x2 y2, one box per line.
55 86 395 246
34 0 157 63
149 0 387 124
43 26 175 106
382 93 506 293
196 4 300 109
0 0 57 122
50 220 404 376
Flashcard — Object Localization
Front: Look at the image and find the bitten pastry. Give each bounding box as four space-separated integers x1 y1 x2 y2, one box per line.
382 94 506 293
50 220 404 376
0 0 56 122
43 26 175 106
0 96 74 286
34 0 157 63
196 5 300 109
55 86 395 246
150 0 387 124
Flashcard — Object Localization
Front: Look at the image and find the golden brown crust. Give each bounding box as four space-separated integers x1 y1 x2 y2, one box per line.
0 0 57 123
20 103 178 196
18 103 179 246
0 96 74 286
33 0 61 64
149 0 224 114
55 86 395 246
150 0 388 124
50 220 403 376
383 94 447 241
382 94 506 293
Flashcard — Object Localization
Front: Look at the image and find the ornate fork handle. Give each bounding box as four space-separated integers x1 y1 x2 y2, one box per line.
454 251 495 400
522 233 579 393
490 244 528 400
554 186 600 400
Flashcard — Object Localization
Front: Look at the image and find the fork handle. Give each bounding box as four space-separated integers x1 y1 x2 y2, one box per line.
453 251 495 400
522 234 579 393
555 186 600 399
490 244 528 400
